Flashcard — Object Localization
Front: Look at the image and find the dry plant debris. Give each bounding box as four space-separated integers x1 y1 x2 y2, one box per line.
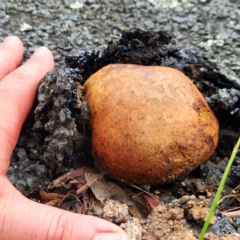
41 168 240 239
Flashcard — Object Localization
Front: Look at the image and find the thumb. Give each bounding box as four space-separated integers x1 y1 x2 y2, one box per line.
0 177 129 240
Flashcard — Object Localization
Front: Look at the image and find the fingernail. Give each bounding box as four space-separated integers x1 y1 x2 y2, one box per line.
2 36 20 47
94 233 129 240
32 46 49 57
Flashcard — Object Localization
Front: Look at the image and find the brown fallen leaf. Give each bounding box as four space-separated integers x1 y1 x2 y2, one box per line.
60 195 79 211
75 201 85 214
236 195 240 202
92 199 104 216
76 174 102 195
48 167 87 189
130 184 160 202
85 172 133 205
82 191 95 213
123 187 153 219
45 199 62 207
222 207 240 218
143 194 160 209
40 189 65 201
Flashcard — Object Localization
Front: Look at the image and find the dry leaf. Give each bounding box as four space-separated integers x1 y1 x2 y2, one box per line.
85 172 133 205
75 201 85 214
76 174 101 195
236 195 240 202
124 188 153 219
92 200 104 216
40 189 65 201
58 193 82 212
45 199 62 207
82 191 95 214
143 194 160 209
48 167 87 189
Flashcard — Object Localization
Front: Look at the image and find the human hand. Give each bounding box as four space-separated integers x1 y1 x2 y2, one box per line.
0 36 129 240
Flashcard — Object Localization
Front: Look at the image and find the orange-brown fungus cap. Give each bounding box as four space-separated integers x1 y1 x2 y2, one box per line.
84 64 219 185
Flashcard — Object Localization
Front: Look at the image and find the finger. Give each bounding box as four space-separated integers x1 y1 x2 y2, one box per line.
0 36 24 80
0 178 129 240
0 47 54 174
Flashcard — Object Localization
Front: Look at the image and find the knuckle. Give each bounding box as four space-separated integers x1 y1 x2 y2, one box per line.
7 70 31 86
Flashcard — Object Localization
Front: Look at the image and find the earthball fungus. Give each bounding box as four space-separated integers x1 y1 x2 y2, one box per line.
84 64 219 185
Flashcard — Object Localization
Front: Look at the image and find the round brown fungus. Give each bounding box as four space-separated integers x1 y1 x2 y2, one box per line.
84 64 219 185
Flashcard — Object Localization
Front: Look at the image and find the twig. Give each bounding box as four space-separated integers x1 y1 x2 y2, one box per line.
58 193 81 207
48 171 71 189
222 206 240 213
222 210 240 218
76 174 105 195
48 168 86 189
218 194 240 205
129 184 160 202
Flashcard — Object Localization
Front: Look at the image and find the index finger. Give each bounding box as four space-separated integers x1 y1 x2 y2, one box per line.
0 36 24 80
0 46 54 174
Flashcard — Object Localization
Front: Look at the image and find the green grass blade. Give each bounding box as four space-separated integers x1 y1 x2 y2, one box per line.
198 137 240 240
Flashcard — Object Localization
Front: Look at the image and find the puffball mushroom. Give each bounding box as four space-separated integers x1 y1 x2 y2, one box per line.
83 64 219 185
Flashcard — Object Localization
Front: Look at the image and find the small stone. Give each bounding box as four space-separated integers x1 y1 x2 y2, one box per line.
144 20 155 29
103 200 129 224
70 1 84 9
20 23 33 32
234 24 240 31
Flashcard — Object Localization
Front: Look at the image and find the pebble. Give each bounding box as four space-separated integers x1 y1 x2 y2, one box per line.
234 24 240 31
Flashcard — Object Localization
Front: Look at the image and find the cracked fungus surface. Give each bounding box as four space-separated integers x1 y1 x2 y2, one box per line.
193 100 213 125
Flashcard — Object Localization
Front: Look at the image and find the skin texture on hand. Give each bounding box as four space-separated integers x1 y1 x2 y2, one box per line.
0 36 129 240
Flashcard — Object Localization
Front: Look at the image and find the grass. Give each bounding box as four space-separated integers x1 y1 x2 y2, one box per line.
198 136 240 240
